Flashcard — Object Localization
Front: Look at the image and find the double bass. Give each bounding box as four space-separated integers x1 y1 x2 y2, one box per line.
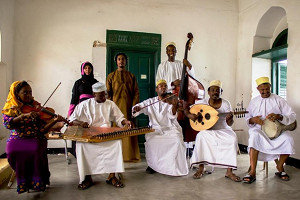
176 33 205 142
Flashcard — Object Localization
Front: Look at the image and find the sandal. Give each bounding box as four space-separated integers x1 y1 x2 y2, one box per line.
225 174 242 182
275 171 290 181
242 174 256 184
193 170 204 179
106 176 124 188
78 177 93 190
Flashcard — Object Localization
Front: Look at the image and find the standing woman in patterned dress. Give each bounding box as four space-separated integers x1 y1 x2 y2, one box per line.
2 81 65 193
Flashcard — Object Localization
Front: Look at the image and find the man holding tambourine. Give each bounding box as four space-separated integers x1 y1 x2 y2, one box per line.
243 77 296 184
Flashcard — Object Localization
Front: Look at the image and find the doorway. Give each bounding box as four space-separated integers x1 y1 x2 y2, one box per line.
106 30 161 152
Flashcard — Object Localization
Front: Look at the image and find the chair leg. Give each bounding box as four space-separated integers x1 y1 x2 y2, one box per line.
7 170 16 188
64 140 71 165
263 162 268 177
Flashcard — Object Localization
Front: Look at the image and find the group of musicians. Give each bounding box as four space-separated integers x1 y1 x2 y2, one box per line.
2 42 296 194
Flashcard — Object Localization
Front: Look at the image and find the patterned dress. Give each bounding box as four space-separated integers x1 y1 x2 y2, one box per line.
3 114 49 193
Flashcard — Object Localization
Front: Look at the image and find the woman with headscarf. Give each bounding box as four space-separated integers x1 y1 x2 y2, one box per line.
2 81 65 193
68 62 98 117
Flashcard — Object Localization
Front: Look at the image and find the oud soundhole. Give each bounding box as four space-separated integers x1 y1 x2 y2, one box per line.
205 113 210 120
200 109 203 112
201 122 204 125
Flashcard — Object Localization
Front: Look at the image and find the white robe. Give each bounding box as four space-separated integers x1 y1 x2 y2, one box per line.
190 99 238 169
69 98 125 183
133 97 189 176
156 60 195 91
246 94 296 161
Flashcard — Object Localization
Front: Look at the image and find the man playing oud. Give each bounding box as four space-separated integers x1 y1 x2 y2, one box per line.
243 77 296 184
185 80 240 182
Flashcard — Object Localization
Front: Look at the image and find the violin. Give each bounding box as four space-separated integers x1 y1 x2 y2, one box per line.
21 103 70 125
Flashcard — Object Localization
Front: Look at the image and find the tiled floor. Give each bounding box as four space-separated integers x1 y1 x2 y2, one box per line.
0 153 299 200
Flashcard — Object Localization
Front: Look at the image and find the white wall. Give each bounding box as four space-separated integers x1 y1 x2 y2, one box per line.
237 0 300 159
0 0 15 154
251 58 271 98
0 0 238 151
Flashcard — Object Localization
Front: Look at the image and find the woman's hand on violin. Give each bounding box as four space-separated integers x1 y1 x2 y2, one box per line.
54 114 64 122
25 111 39 120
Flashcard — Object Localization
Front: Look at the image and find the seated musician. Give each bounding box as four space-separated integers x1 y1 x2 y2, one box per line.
185 80 241 182
2 81 65 193
68 82 132 189
132 79 189 176
243 77 296 184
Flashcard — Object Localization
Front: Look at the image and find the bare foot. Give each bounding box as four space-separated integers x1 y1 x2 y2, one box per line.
225 173 241 182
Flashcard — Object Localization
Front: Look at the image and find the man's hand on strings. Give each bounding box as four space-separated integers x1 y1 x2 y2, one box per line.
122 119 133 128
183 59 192 70
171 79 181 87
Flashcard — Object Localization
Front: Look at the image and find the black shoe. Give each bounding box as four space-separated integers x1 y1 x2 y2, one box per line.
146 166 156 174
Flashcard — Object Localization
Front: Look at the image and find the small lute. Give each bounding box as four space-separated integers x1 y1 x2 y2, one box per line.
189 104 248 131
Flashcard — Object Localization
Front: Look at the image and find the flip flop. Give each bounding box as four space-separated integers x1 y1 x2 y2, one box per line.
242 174 256 184
275 171 290 181
225 174 242 182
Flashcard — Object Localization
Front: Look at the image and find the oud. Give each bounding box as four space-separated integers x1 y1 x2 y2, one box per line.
189 104 248 131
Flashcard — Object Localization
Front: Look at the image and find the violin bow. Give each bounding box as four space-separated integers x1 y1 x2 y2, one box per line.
133 93 176 114
42 82 61 107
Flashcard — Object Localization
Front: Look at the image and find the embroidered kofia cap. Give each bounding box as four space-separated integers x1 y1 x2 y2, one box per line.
166 42 176 48
209 80 222 89
256 77 270 86
156 79 167 87
92 82 106 92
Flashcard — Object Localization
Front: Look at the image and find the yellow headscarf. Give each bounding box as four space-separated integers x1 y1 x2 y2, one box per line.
2 81 23 116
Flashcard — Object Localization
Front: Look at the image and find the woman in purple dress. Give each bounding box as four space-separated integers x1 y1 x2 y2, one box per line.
2 81 65 193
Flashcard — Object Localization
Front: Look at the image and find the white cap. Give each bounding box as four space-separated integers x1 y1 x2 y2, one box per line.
92 82 106 93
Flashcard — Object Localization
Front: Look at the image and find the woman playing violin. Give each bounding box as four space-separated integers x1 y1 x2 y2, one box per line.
2 81 65 193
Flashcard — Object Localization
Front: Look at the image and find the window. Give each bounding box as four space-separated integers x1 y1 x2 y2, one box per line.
272 60 287 99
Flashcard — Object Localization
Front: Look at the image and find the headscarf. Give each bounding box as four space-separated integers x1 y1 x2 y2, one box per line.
2 81 23 116
81 61 95 83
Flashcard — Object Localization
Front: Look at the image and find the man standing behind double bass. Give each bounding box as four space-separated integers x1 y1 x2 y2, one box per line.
156 42 195 94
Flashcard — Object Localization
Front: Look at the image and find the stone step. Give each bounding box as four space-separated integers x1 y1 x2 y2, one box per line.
0 158 13 186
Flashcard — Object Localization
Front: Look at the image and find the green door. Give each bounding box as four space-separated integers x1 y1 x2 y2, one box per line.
109 50 156 152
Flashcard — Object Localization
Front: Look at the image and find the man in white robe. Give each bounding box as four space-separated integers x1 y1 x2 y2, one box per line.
69 82 132 189
156 42 195 92
132 79 189 176
186 80 240 182
243 77 296 183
